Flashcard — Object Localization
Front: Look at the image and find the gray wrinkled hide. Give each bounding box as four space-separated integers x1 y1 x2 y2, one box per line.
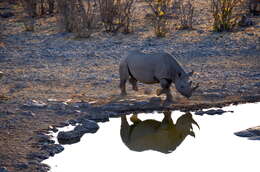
119 51 195 100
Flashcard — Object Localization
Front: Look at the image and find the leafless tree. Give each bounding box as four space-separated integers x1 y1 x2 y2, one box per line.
98 0 135 33
57 0 98 38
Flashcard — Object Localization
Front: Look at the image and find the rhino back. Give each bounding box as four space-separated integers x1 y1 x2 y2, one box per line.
126 52 181 83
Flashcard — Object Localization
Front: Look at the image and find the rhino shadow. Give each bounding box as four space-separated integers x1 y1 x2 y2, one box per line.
120 111 199 154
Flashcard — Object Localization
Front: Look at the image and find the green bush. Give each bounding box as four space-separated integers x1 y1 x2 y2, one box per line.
211 0 242 32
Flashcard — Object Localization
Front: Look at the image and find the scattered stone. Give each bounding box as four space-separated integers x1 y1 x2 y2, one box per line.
238 15 254 27
195 109 233 116
14 163 28 170
47 99 58 102
84 110 110 122
242 95 260 102
234 126 260 140
248 136 260 140
68 119 77 126
0 111 13 117
34 133 52 143
57 121 70 128
0 167 9 172
254 82 260 87
41 144 64 156
20 111 35 117
144 88 152 95
57 119 99 144
0 12 14 18
74 102 91 109
108 111 122 118
48 125 58 133
27 152 49 161
149 97 162 104
57 130 82 144
197 30 204 34
234 130 255 137
75 119 99 134
23 100 47 109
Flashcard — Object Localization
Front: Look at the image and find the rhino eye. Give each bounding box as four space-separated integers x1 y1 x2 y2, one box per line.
178 73 182 77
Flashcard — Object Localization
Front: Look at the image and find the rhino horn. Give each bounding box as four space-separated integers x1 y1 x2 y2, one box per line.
191 83 199 92
188 70 194 77
191 118 200 129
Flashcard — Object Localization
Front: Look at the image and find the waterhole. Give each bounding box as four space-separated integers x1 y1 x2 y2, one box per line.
44 103 260 172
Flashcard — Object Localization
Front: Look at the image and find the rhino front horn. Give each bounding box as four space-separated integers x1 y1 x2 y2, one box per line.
192 118 200 129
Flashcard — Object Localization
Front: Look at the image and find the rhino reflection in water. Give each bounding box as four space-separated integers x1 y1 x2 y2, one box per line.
120 112 199 153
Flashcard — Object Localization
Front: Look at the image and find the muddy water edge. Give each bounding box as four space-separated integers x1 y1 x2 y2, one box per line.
43 103 260 172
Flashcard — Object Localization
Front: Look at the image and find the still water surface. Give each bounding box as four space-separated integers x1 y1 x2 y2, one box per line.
44 103 260 172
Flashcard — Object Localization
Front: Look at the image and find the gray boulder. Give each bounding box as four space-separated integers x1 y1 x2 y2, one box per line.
234 126 260 140
57 120 99 144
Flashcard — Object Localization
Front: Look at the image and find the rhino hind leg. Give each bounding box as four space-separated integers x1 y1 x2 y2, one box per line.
129 77 138 91
119 61 130 96
157 79 173 102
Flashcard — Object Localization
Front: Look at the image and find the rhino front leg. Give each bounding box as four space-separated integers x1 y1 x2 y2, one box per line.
157 79 173 102
129 77 138 91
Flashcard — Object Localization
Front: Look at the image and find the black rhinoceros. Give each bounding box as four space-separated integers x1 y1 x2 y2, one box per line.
120 112 199 153
119 51 199 102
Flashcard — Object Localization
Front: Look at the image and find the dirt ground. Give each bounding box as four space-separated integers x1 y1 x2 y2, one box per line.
0 0 260 171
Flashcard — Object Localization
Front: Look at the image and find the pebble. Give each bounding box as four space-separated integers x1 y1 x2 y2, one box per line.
0 167 9 172
14 163 28 170
20 111 35 117
195 109 232 116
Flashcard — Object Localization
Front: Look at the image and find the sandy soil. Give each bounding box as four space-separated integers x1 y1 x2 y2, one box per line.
0 0 260 171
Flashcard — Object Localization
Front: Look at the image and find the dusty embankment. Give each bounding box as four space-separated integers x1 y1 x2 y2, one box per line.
0 1 260 172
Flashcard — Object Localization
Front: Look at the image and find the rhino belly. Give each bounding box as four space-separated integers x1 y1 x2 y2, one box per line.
128 63 158 84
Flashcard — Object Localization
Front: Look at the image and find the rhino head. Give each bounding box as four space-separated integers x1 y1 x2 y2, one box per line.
175 71 199 98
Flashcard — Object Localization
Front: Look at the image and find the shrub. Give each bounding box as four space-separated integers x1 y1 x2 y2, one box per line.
21 0 55 17
248 0 260 15
145 0 172 37
211 0 243 32
21 0 37 31
98 0 135 33
47 0 55 14
57 0 97 38
174 0 195 29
